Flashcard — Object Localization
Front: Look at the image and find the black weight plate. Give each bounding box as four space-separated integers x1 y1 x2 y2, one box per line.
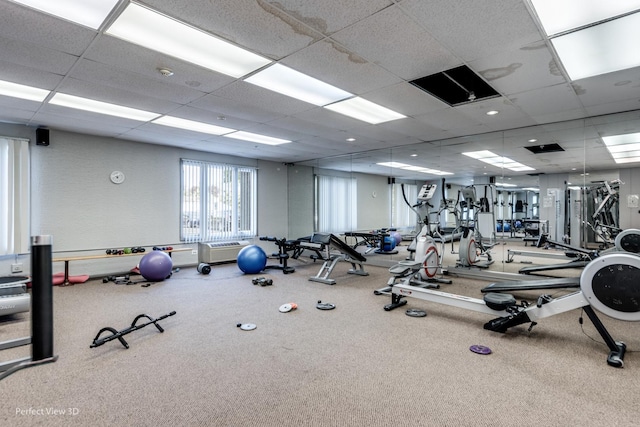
316 302 335 310
405 309 427 317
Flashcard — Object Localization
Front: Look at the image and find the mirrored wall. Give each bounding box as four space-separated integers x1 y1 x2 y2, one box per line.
293 110 640 269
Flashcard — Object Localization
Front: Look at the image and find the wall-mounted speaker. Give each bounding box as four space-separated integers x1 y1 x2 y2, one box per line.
387 177 395 184
36 128 50 146
489 176 496 184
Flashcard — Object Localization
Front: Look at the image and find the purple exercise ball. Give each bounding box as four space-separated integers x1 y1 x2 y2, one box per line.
139 250 173 281
391 231 403 245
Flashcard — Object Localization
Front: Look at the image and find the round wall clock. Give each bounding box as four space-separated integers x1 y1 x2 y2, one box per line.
110 170 125 184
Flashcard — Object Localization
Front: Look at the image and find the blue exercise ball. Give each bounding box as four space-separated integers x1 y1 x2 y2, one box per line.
237 245 267 274
381 235 396 252
391 231 403 245
139 250 173 281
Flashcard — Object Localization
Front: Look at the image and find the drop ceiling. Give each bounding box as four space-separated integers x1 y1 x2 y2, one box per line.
1 0 640 188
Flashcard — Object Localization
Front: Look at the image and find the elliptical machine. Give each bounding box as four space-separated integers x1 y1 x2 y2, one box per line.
374 182 451 295
455 185 495 268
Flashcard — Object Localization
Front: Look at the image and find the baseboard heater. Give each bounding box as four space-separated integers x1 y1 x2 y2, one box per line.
198 241 250 264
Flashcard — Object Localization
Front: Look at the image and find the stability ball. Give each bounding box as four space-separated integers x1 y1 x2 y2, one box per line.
391 231 403 246
237 245 267 274
381 235 396 252
139 250 173 281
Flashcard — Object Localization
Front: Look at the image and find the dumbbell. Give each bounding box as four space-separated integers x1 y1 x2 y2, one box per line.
251 277 273 286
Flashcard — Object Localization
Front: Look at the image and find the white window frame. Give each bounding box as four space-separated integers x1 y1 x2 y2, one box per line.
181 159 257 242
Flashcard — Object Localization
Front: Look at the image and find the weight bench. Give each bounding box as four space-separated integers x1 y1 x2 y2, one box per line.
302 233 368 285
344 229 398 255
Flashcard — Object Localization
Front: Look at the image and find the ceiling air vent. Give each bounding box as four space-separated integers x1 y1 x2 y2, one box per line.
409 65 500 106
524 143 565 154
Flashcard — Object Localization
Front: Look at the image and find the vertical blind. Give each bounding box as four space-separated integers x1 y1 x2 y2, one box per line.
392 183 418 229
181 159 256 243
0 137 30 255
315 174 357 233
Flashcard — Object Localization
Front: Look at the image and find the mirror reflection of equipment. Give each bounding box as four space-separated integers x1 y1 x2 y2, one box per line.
374 182 452 296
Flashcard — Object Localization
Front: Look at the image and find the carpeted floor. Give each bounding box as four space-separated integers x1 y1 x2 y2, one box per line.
1 238 639 426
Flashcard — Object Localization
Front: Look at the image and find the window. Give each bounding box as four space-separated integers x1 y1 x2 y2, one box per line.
0 137 30 256
391 183 418 229
315 174 357 233
181 159 256 242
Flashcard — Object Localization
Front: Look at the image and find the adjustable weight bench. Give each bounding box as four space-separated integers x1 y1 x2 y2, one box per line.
302 233 368 285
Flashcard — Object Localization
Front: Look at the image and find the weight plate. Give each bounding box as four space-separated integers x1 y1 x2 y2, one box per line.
279 303 293 313
316 301 335 310
469 345 492 355
238 323 257 331
406 309 427 317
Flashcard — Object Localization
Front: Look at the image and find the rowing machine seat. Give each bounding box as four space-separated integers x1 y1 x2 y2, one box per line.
483 293 517 311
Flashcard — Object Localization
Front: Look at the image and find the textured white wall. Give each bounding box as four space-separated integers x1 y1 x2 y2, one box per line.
355 174 391 231
30 130 262 250
0 126 291 277
255 160 289 252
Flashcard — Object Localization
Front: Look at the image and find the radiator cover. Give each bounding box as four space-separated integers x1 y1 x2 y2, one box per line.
198 241 250 263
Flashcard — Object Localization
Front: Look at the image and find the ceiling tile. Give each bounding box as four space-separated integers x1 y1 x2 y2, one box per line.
331 5 460 80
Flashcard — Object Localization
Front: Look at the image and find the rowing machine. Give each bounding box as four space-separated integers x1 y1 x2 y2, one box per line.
385 252 640 367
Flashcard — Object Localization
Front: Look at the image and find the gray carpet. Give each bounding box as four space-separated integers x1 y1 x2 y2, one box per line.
1 240 639 426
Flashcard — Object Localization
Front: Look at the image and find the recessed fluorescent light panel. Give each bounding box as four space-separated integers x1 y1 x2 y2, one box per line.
551 12 640 80
49 93 160 121
377 162 411 168
106 3 271 78
0 80 50 102
495 182 518 188
602 132 640 164
8 0 119 29
377 162 452 175
153 116 235 135
245 64 352 106
529 1 640 81
224 131 290 146
462 150 535 172
530 0 640 36
325 97 406 124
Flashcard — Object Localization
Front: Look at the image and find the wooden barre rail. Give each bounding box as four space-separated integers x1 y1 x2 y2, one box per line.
52 248 193 286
